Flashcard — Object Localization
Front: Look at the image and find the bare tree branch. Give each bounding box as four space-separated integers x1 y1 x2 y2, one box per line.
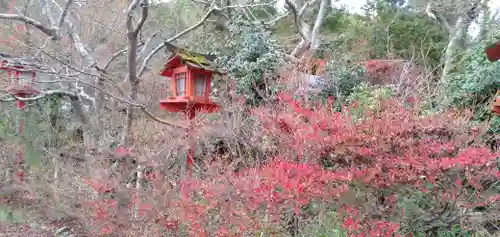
58 0 74 29
140 108 188 128
104 48 129 71
285 0 308 40
266 14 288 25
138 0 282 77
52 1 100 70
137 7 219 77
267 0 315 26
122 0 150 145
298 0 315 19
40 0 57 27
133 0 149 34
138 31 159 59
223 0 278 9
0 89 77 102
0 13 57 37
289 0 325 59
125 0 141 15
310 0 327 51
426 3 452 34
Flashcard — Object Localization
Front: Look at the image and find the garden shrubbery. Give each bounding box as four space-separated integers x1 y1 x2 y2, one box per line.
81 89 499 236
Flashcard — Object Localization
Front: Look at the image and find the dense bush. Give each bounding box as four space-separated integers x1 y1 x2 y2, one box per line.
80 91 499 236
363 3 448 68
1 2 499 237
215 16 285 106
320 61 367 101
445 42 500 120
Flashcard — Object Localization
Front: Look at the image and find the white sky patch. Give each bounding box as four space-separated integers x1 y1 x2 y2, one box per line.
161 0 500 38
276 0 368 13
332 0 367 14
470 0 500 38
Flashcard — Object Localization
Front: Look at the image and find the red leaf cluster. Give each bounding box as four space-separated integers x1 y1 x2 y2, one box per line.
82 94 498 236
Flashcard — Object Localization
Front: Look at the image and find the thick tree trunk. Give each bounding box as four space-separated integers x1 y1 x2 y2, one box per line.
427 2 480 104
439 16 470 86
121 0 148 146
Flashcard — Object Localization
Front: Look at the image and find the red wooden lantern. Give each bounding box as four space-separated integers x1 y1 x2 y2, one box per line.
0 53 43 183
0 53 41 108
159 44 220 114
158 44 222 175
485 42 500 62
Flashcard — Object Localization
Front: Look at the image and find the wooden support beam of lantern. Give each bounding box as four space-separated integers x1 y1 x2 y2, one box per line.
484 43 500 115
0 52 44 184
159 43 221 176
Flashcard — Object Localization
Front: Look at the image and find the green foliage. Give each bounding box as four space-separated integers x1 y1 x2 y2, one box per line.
215 16 285 106
345 83 396 121
0 111 16 139
321 8 348 33
319 3 447 68
366 9 447 67
0 96 69 168
320 61 367 101
154 0 218 52
22 107 45 167
0 205 25 223
444 42 500 120
155 0 202 29
346 83 396 109
299 211 346 237
245 3 277 20
412 225 475 237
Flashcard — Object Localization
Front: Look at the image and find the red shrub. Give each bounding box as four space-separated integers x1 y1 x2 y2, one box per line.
82 93 499 236
173 159 349 236
363 59 423 94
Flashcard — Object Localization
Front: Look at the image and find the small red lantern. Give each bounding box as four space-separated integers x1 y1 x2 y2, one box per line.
485 42 500 62
0 53 43 184
0 53 41 108
158 43 222 174
159 43 221 114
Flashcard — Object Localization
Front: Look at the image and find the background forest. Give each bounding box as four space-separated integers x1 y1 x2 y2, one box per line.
0 0 499 236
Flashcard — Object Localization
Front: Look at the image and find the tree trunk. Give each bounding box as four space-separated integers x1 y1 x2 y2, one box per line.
121 0 148 146
438 16 475 104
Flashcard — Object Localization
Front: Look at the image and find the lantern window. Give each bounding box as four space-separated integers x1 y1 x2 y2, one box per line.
194 73 207 96
175 72 186 96
18 72 32 86
9 71 32 86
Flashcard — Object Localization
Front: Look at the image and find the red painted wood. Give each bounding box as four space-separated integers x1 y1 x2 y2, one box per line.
485 42 500 62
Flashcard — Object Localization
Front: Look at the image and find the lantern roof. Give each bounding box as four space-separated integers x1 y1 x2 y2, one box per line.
0 52 48 72
485 41 500 62
159 42 223 77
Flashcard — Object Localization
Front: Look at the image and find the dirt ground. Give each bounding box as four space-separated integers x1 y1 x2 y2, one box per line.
0 186 91 237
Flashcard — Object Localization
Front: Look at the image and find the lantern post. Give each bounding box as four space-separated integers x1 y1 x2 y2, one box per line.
158 43 220 175
1 53 41 183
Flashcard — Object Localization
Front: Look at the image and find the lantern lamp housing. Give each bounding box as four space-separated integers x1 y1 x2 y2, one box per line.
159 45 220 113
0 55 41 96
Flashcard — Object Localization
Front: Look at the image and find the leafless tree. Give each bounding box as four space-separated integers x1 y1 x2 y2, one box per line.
0 1 330 178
